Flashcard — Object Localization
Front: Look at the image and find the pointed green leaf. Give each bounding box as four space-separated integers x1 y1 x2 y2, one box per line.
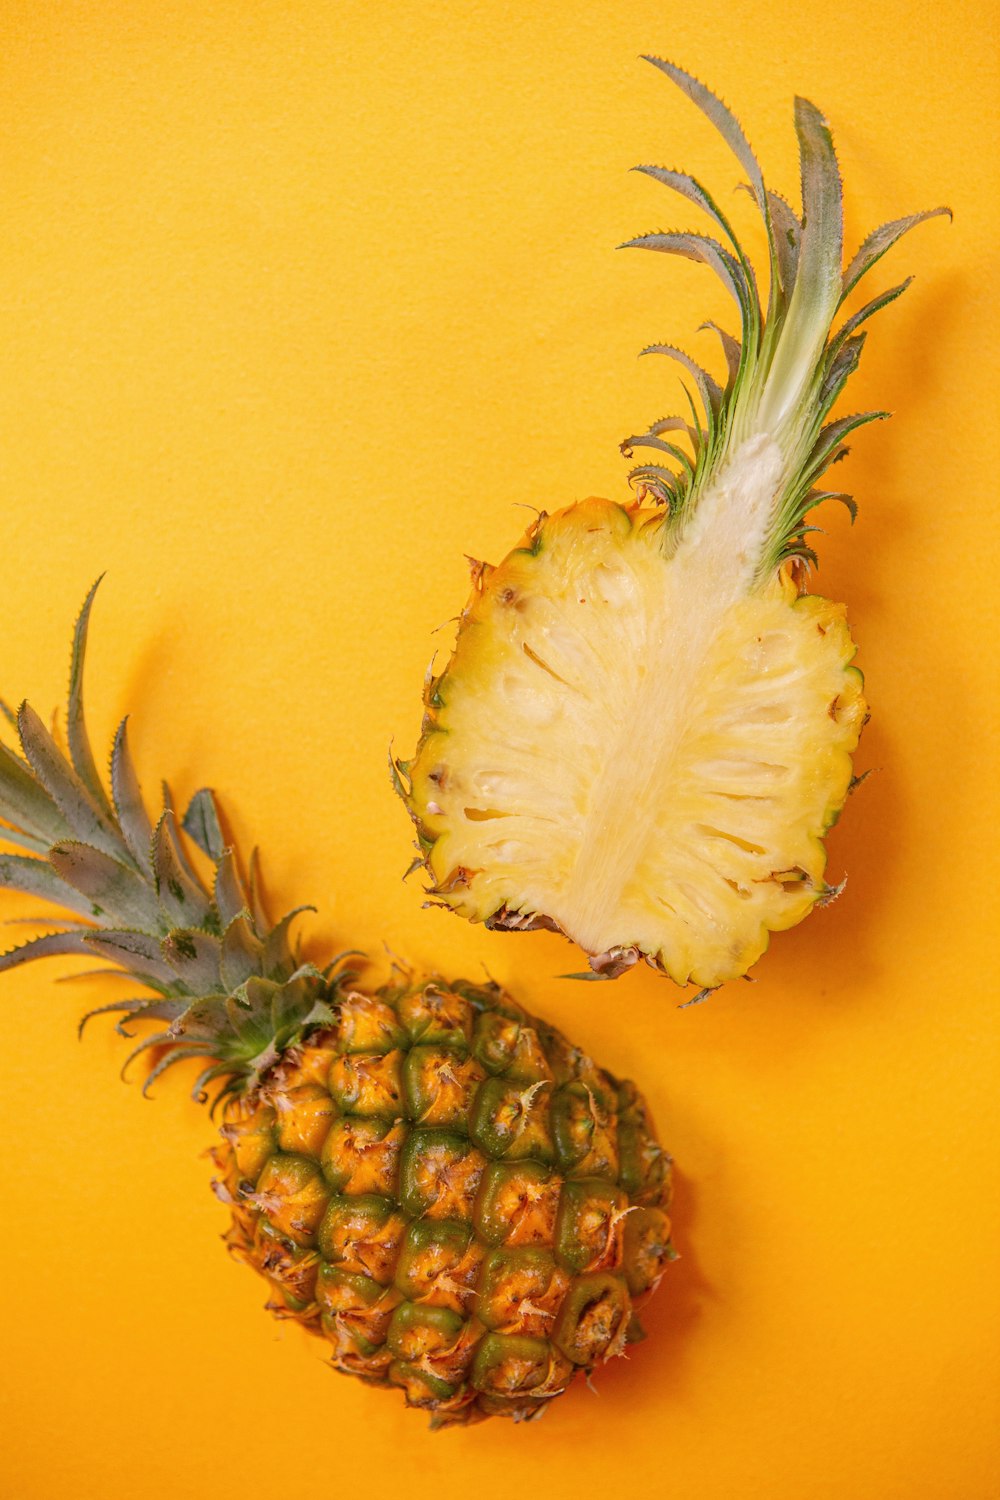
755 98 842 434
220 913 265 990
48 840 163 931
642 57 766 210
622 232 751 329
830 277 913 351
66 578 115 818
632 164 748 266
152 810 212 928
84 928 178 989
0 929 92 974
140 1045 216 1096
0 852 98 917
639 342 723 417
807 410 889 480
698 320 742 386
247 847 270 935
78 996 186 1038
0 737 71 848
110 717 154 872
841 208 951 301
160 927 223 993
214 848 248 929
0 821 50 855
182 787 225 862
263 905 316 981
17 703 128 862
817 333 867 418
766 190 800 302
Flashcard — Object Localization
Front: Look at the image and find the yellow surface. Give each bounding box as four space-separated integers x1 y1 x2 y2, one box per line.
0 3 997 1496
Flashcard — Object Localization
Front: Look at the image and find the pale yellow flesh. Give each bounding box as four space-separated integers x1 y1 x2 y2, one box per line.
409 449 865 987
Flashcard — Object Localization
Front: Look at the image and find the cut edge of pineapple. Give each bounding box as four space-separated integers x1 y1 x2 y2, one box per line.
398 499 866 991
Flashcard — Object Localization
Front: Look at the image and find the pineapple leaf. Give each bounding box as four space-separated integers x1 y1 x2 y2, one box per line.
0 851 98 917
78 996 187 1038
152 810 212 928
85 928 178 990
841 207 951 301
67 577 116 820
214 848 248 929
639 343 723 418
631 165 746 264
0 929 93 973
247 847 270 935
110 717 155 871
622 232 753 329
17 702 128 863
642 57 766 212
220 912 265 990
264 905 317 980
48 840 164 931
182 787 226 861
160 927 225 993
0 737 72 848
698 320 742 386
830 277 913 352
766 190 801 303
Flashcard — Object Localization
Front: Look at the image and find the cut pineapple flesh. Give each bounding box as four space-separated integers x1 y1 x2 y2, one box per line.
409 482 864 988
398 59 945 989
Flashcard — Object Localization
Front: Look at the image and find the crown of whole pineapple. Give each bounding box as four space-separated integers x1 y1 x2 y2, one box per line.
395 60 949 994
0 580 340 1105
0 586 675 1426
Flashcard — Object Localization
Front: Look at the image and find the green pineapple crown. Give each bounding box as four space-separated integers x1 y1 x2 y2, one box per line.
621 58 950 575
0 581 350 1107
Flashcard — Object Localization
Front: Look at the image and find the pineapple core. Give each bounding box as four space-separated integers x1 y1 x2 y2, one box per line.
405 444 865 988
398 57 945 989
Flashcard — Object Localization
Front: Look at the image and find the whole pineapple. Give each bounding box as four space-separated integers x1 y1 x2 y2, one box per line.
0 587 674 1427
395 60 948 993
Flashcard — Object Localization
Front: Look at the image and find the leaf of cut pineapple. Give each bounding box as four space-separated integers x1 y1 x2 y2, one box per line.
623 232 752 324
841 208 951 301
642 57 766 211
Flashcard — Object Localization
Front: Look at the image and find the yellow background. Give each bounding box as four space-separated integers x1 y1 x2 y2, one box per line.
1 3 997 1495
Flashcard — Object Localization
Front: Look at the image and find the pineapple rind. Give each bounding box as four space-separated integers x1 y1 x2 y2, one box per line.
402 500 865 988
216 977 674 1426
0 590 675 1426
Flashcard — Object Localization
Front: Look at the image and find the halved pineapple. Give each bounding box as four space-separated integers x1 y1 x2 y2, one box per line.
396 60 947 991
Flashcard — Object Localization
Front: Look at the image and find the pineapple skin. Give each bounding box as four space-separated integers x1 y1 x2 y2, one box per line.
400 498 867 989
213 975 674 1427
0 585 674 1428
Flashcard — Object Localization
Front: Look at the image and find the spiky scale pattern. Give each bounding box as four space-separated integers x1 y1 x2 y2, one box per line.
0 586 675 1425
214 977 673 1426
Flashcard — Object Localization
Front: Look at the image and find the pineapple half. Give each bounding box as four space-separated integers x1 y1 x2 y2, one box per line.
396 60 948 992
0 587 674 1428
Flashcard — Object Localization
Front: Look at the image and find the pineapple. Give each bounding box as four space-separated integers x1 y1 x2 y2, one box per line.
395 60 948 993
0 585 674 1427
